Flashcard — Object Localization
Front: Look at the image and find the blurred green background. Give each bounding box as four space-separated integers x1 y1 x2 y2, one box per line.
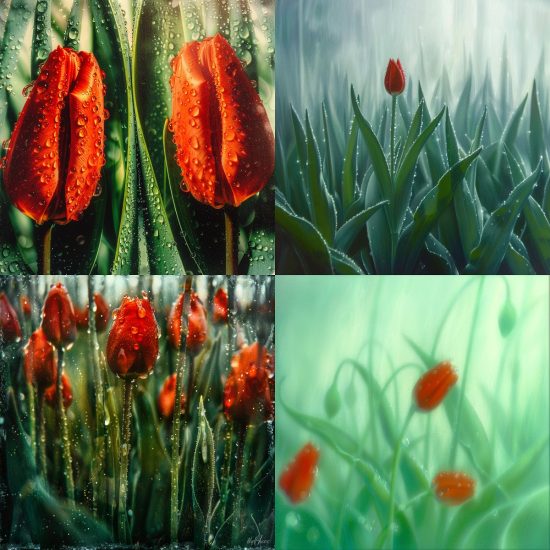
276 275 550 549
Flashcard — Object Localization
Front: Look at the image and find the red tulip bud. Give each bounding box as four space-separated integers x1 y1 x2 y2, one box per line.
384 58 406 95
3 46 106 224
158 373 186 420
414 361 458 411
167 292 208 354
212 288 228 324
0 292 22 344
23 328 58 389
75 293 110 332
223 342 274 425
169 33 274 208
20 295 32 318
432 471 475 505
44 372 73 409
106 296 159 379
41 283 77 349
279 443 320 504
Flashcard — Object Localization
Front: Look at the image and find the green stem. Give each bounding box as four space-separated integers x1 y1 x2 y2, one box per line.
224 208 239 275
56 347 74 504
231 425 247 545
37 224 53 275
386 407 414 550
449 277 485 466
219 423 234 524
390 96 397 270
36 393 47 478
118 378 133 544
27 382 36 464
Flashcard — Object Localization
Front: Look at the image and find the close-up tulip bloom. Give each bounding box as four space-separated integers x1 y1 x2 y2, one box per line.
384 58 406 95
169 33 274 209
44 372 73 409
3 46 106 225
106 296 159 379
41 283 77 349
414 361 458 411
158 373 186 420
0 292 22 344
167 292 208 353
75 293 110 332
212 287 228 324
223 341 274 425
23 327 58 388
432 471 476 506
279 443 320 504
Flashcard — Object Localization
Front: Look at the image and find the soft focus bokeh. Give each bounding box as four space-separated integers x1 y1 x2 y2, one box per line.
276 276 550 549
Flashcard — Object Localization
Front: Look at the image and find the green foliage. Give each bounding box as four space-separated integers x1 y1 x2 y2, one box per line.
277 71 550 274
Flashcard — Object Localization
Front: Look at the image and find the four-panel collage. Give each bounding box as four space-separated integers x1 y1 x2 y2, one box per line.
0 0 549 549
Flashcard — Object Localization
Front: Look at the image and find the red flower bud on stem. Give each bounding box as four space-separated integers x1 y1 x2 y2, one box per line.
23 328 58 389
106 296 159 379
167 292 207 354
41 283 77 349
158 373 186 420
432 471 475 505
75 292 110 332
3 46 106 225
0 292 22 344
279 443 320 504
223 341 274 425
384 58 406 95
213 287 228 324
20 295 32 318
414 361 458 411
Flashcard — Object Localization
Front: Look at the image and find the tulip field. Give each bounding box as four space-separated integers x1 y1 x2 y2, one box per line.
0 275 275 547
0 0 275 275
276 0 550 274
276 276 550 549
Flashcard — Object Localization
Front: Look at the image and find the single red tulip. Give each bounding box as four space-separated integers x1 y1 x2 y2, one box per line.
41 283 76 349
23 328 58 388
44 372 73 409
279 443 320 504
106 296 159 379
169 33 274 208
384 58 406 95
20 295 32 318
414 361 458 411
158 373 186 420
75 293 110 332
212 287 228 324
432 471 475 505
167 292 208 354
0 292 22 344
223 341 274 425
2 46 106 224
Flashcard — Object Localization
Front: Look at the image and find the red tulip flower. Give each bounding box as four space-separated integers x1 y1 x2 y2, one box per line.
23 328 58 388
3 46 106 224
106 296 159 379
0 292 22 344
384 58 406 95
414 361 458 411
432 471 475 505
169 33 274 208
279 443 320 504
44 372 73 409
167 292 208 354
20 295 32 318
223 342 274 425
75 292 110 332
158 373 186 420
41 283 77 349
212 288 228 324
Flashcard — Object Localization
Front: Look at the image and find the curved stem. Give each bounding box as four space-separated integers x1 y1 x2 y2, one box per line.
37 224 53 275
224 208 239 275
386 407 414 550
118 378 133 544
449 277 484 466
56 347 74 504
